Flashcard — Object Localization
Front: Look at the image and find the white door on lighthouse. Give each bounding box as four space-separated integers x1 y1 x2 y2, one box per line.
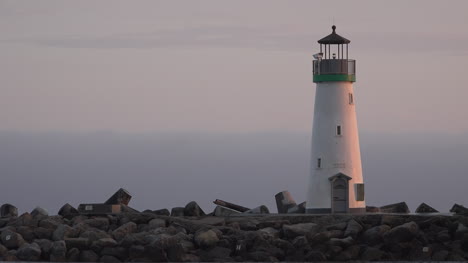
331 177 349 213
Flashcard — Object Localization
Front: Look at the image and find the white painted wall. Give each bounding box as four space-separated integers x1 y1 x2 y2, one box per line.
306 81 365 210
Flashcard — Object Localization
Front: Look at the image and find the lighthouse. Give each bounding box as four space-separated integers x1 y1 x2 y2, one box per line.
306 26 365 214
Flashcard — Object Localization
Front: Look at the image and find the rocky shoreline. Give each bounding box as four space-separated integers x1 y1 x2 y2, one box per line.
1 202 468 262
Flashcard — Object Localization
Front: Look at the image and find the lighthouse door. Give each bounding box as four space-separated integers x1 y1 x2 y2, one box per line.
332 178 349 213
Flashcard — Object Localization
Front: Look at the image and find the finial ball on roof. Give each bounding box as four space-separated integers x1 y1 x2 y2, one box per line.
332 25 336 32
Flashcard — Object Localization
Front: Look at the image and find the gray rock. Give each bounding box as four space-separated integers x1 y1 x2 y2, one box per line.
329 236 354 248
16 226 35 242
344 219 363 238
65 237 91 250
184 201 206 217
50 240 67 262
450 203 468 215
91 238 118 250
436 229 451 242
112 222 137 241
170 207 185 217
287 201 306 214
0 204 18 218
83 217 110 231
292 235 308 248
380 202 410 213
80 229 112 242
105 188 132 206
100 255 121 262
16 242 42 261
383 221 419 243
199 246 232 262
52 224 79 241
66 247 80 262
305 251 327 261
361 246 384 261
9 212 35 227
333 244 360 261
128 245 145 259
258 227 280 239
431 250 449 261
381 215 406 227
0 229 25 249
148 234 177 250
213 206 241 216
166 243 186 262
58 203 79 219
362 225 391 245
148 218 166 228
283 223 319 239
194 229 219 248
39 218 61 230
415 202 439 213
80 250 100 262
0 243 8 257
151 209 170 216
31 207 48 218
275 190 297 214
34 227 54 240
34 239 52 258
100 246 127 260
243 205 270 214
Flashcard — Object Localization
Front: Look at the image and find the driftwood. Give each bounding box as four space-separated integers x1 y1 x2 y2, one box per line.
213 199 250 212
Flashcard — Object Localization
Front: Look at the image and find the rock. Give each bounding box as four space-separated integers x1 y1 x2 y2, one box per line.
455 223 468 239
283 223 319 239
34 239 52 258
0 229 25 249
33 228 53 240
307 231 332 245
292 235 308 248
170 207 185 217
80 229 112 242
415 203 439 213
52 224 79 241
461 233 468 251
84 217 110 231
16 226 35 242
148 218 166 228
450 203 468 215
329 236 354 248
128 245 145 259
243 205 270 214
100 255 121 262
199 246 232 262
184 201 206 217
58 203 79 219
112 222 137 241
50 240 67 262
436 229 451 242
65 237 91 250
380 202 410 213
39 218 61 230
31 207 48 218
248 251 278 262
67 247 80 262
194 229 219 248
105 188 132 206
366 206 381 213
148 234 177 250
9 212 35 227
305 251 327 261
2 250 18 261
258 227 280 239
383 221 419 243
381 215 406 227
92 238 118 250
275 190 297 214
80 250 100 262
0 244 8 256
333 244 360 261
166 243 186 262
151 209 170 216
100 247 127 260
431 250 449 261
120 204 139 213
287 202 306 214
362 225 391 245
16 242 42 261
213 206 241 216
361 246 384 261
0 204 18 218
344 219 363 238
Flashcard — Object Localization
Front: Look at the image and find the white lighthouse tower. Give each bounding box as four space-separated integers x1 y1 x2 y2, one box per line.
306 26 365 214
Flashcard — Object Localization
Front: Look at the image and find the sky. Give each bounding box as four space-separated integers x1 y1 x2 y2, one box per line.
0 1 467 213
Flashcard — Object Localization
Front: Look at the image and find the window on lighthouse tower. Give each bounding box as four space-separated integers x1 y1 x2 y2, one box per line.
336 125 342 136
349 93 354 105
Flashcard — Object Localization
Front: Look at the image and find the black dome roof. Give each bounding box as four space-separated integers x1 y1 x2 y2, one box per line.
318 25 350 45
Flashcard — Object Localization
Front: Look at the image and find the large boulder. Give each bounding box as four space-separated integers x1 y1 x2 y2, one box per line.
1 204 18 218
0 229 25 249
283 223 319 239
52 224 79 241
361 246 384 261
287 202 306 214
194 229 219 248
344 219 363 238
243 205 270 214
170 207 185 217
64 237 91 250
450 204 468 215
16 243 42 261
383 221 419 243
67 247 80 262
50 240 67 262
151 209 170 216
34 239 52 259
112 222 137 241
380 202 410 213
362 225 391 245
83 217 110 231
105 188 132 206
31 207 48 218
415 203 439 213
79 250 99 262
213 206 240 216
275 191 297 214
329 236 355 248
57 203 79 219
184 201 206 217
